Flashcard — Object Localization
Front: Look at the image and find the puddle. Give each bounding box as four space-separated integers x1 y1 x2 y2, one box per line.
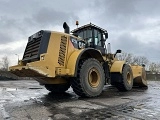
81 110 129 119
0 87 18 91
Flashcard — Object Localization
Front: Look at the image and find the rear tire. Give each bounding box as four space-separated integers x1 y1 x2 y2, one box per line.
115 64 133 91
71 58 105 97
45 83 70 93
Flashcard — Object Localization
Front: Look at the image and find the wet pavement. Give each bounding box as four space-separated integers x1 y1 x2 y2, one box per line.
0 80 160 120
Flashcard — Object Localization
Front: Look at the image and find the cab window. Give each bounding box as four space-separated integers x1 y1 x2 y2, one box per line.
78 31 83 38
78 29 92 42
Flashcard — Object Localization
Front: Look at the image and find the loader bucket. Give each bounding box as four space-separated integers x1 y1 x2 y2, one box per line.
131 65 148 87
9 66 68 85
10 67 45 77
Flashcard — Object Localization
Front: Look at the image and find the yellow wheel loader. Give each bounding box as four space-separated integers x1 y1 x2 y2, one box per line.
9 22 147 97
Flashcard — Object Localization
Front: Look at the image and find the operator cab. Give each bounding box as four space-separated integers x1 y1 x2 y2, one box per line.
71 23 108 55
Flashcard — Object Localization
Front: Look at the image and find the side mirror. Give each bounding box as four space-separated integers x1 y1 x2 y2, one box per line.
142 64 145 67
114 49 122 57
105 33 108 39
116 49 122 54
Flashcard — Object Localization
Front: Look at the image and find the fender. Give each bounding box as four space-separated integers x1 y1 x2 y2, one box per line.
67 48 104 77
110 61 125 73
67 49 83 76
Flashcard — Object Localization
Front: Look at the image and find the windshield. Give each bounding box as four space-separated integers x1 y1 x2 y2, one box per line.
78 29 92 40
76 28 105 47
77 29 92 46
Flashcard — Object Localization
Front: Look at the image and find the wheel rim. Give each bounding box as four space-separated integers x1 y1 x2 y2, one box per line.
88 68 100 88
127 72 132 84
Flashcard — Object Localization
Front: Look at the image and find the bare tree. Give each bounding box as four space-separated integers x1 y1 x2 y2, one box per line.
1 56 9 71
116 52 149 70
149 62 160 72
149 62 156 72
116 52 133 64
132 56 149 66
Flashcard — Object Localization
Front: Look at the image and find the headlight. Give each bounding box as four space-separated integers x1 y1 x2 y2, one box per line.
41 55 45 60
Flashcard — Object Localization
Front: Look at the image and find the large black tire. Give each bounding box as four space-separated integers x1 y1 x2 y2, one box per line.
115 64 133 91
71 58 105 97
45 83 70 93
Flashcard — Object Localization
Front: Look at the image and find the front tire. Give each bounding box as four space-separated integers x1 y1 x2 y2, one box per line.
71 58 105 97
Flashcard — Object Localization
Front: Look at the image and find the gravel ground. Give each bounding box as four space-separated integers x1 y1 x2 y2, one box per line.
0 80 159 120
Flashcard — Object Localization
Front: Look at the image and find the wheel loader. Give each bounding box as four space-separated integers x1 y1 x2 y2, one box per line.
9 22 147 97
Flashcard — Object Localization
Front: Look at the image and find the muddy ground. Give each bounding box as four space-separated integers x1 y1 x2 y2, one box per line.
0 80 160 120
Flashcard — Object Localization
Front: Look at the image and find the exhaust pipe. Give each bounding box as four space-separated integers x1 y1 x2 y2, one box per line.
63 22 70 34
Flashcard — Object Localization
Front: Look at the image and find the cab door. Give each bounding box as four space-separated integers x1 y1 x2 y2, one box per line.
93 29 106 55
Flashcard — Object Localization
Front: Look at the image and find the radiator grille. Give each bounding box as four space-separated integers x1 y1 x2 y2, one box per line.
23 36 41 60
58 36 67 66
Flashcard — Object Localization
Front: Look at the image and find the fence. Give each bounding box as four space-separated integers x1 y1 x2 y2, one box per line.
146 73 160 81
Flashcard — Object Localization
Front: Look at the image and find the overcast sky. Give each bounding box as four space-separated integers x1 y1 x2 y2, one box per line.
0 0 160 66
